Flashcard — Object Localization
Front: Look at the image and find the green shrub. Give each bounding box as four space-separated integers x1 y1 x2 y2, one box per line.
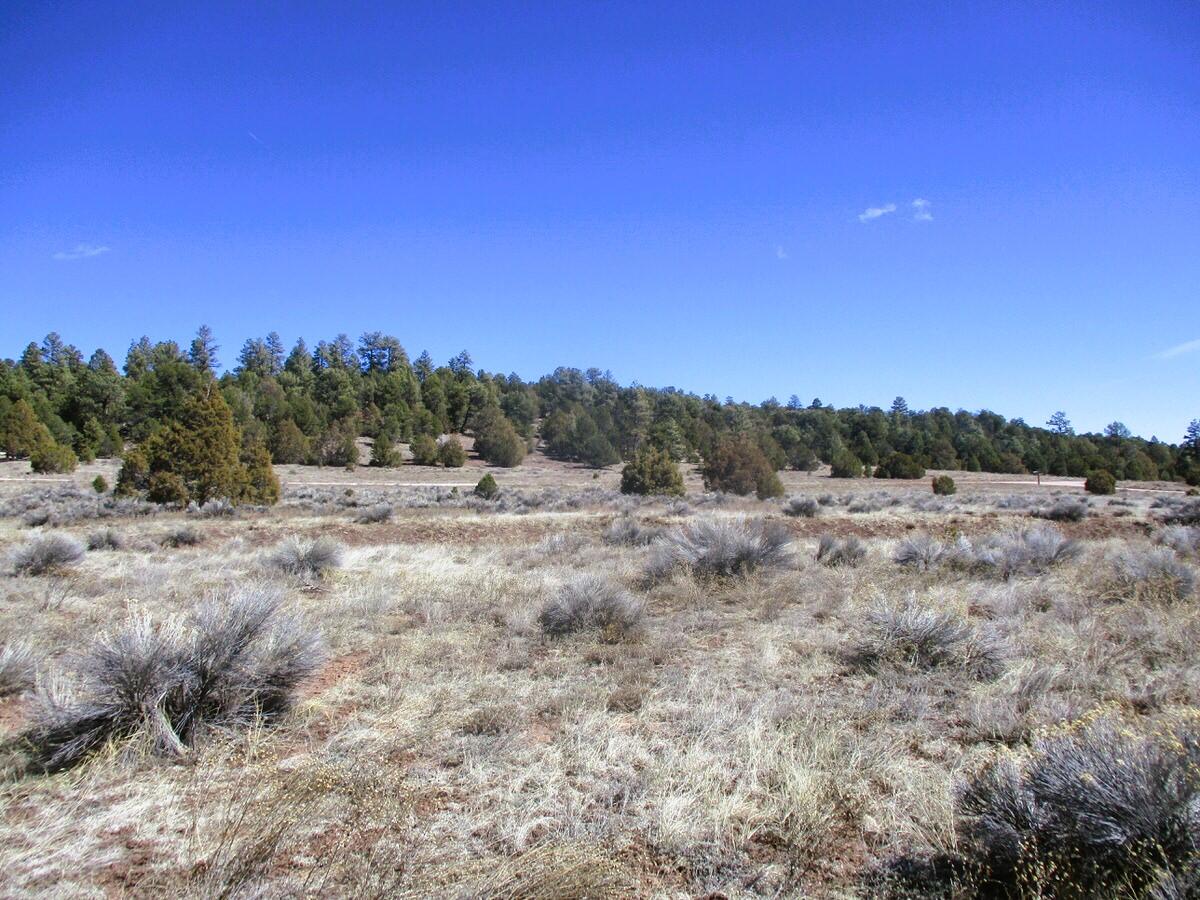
370 432 401 467
30 441 78 474
148 471 189 507
829 448 864 479
269 419 309 464
1085 469 1116 495
473 408 526 467
410 434 440 466
701 435 783 499
92 475 108 494
874 452 925 479
474 473 499 500
438 437 467 468
931 475 957 495
621 446 685 496
240 441 280 505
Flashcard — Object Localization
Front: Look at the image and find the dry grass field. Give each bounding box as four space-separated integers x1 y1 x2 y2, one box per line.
1 450 1198 897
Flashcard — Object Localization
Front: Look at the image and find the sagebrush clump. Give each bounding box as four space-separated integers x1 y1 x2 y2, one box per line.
816 534 867 568
1102 547 1195 603
24 585 325 770
646 518 791 580
267 536 344 579
849 599 1004 679
782 496 819 518
537 575 644 640
10 533 85 576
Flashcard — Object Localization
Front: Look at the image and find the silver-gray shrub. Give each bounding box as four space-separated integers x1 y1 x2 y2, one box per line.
816 534 867 568
1161 500 1200 527
86 528 126 551
1156 525 1200 557
893 534 946 571
354 503 394 524
161 525 202 548
953 717 1200 896
266 536 345 579
850 599 1004 679
646 518 791 580
1037 497 1088 522
9 533 85 576
603 516 662 546
25 585 325 771
963 526 1081 579
1103 547 1196 604
0 641 37 697
782 496 819 518
188 498 235 518
538 575 645 640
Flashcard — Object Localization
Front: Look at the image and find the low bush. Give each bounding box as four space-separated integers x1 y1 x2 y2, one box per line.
931 475 956 496
874 453 925 480
24 585 325 770
0 642 36 697
188 498 235 518
1102 547 1195 604
86 528 125 551
438 437 467 468
1156 525 1200 557
893 534 945 571
92 475 108 494
474 474 499 500
646 518 791 580
1162 500 1200 527
700 435 784 499
161 525 202 548
965 526 1081 579
410 434 440 466
10 533 85 576
782 496 819 518
354 503 393 524
829 449 865 479
1084 469 1117 495
537 575 644 641
816 534 867 568
849 599 1003 679
602 516 662 546
620 446 685 496
956 716 1200 897
266 536 344 579
30 441 78 474
1038 497 1088 522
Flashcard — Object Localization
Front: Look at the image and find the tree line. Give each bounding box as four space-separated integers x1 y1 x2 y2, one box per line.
2 329 1197 491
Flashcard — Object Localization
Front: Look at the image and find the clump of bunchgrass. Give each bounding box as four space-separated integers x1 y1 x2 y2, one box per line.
893 534 946 571
354 503 394 524
816 534 867 568
645 517 791 580
0 641 37 697
602 516 662 546
24 584 324 771
9 533 85 576
1101 547 1196 604
160 525 202 548
782 496 819 518
86 528 125 552
848 598 1004 679
962 526 1081 579
538 575 645 641
266 536 345 580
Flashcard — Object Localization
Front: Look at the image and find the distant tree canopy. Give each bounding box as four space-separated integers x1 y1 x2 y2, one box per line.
1 329 1192 486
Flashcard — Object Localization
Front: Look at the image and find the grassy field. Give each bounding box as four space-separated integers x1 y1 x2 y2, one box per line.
0 451 1197 897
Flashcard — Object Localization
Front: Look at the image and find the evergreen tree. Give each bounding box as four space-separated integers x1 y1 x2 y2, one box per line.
620 446 685 496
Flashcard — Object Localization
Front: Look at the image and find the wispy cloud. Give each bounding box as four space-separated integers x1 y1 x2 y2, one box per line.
775 245 787 260
858 203 897 222
53 244 110 261
912 198 933 222
1156 338 1200 360
248 130 265 147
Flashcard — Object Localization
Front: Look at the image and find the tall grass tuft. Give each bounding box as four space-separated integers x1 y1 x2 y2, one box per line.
266 536 345 579
816 534 867 568
538 575 645 641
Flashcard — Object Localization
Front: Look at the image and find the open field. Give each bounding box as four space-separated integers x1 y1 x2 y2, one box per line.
1 452 1198 897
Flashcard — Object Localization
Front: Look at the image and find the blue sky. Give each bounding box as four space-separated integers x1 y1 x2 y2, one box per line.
2 1 1197 441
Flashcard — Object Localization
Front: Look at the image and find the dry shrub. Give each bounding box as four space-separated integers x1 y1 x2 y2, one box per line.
1101 548 1196 604
893 534 946 571
1156 525 1200 557
538 575 644 641
817 534 867 568
24 584 324 770
458 841 637 899
86 527 125 551
354 502 393 524
0 641 37 697
602 516 662 546
963 526 1081 579
9 533 85 576
161 525 202 547
266 536 344 579
849 599 1004 680
783 496 819 518
1161 500 1200 527
646 517 791 580
1038 498 1088 522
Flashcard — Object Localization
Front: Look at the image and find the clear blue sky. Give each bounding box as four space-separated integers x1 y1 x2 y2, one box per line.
2 1 1197 441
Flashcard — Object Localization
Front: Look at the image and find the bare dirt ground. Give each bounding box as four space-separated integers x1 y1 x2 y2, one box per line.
0 450 1196 896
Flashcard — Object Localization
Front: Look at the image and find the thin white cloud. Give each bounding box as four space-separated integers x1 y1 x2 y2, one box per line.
775 245 787 259
858 203 897 222
248 130 265 147
1156 338 1200 360
912 198 933 222
53 244 110 261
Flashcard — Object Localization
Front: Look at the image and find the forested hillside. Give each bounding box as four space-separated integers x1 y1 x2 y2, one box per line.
2 329 1197 484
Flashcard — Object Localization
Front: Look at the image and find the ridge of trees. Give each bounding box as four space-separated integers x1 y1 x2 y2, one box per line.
1 329 1197 487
